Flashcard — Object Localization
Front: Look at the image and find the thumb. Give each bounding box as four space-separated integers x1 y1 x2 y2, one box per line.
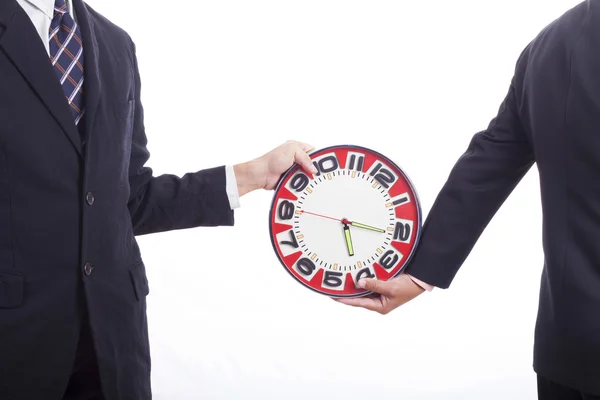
358 278 395 297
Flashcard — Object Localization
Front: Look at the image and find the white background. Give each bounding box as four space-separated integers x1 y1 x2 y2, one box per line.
88 0 582 398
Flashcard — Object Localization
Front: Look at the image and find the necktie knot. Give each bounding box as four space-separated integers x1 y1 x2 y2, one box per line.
53 0 68 16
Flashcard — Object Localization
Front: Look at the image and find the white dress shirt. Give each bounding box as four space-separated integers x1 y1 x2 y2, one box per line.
16 0 241 210
16 0 73 54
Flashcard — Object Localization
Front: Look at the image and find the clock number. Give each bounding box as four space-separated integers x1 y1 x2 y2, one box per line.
355 267 375 281
297 258 316 276
312 155 339 176
393 222 411 242
280 230 299 248
392 219 414 243
348 154 365 171
379 250 400 270
290 173 310 192
276 229 301 257
278 200 295 220
391 193 411 208
370 162 396 189
323 271 343 287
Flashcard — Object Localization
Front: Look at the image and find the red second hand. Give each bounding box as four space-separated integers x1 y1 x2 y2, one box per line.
300 210 345 223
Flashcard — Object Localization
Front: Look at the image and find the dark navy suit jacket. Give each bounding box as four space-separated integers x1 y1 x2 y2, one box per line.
0 0 233 398
406 0 600 395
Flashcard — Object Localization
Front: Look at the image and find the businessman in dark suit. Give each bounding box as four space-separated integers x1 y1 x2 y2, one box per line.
0 0 317 399
339 1 600 399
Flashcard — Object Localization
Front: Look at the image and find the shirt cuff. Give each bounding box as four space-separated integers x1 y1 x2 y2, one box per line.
225 165 240 210
407 274 435 292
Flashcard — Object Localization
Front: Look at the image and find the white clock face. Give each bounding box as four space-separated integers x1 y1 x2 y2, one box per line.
270 145 421 298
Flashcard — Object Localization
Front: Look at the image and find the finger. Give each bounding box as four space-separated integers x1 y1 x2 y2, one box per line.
295 147 317 174
334 296 385 313
358 278 396 297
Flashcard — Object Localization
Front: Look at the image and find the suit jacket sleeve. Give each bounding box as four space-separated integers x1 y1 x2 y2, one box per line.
126 40 234 235
404 46 535 289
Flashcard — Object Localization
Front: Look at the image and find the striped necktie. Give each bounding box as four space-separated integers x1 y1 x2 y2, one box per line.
48 0 85 126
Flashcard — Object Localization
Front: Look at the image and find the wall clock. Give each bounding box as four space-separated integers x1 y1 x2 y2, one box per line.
269 144 422 298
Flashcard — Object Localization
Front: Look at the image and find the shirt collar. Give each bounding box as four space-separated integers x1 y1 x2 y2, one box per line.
23 0 73 19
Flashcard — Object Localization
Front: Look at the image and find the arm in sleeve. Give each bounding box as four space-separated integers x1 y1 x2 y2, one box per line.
404 47 535 289
127 41 235 235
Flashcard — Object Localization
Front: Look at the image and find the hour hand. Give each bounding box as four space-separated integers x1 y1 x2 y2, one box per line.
343 223 354 256
347 221 385 233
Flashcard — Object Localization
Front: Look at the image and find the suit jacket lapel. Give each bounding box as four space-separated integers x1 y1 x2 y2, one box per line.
72 0 100 146
0 0 83 157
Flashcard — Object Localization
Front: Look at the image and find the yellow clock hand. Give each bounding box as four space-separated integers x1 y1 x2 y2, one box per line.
348 221 385 233
343 224 354 256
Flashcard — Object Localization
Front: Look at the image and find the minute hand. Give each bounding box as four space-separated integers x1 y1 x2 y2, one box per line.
348 221 385 233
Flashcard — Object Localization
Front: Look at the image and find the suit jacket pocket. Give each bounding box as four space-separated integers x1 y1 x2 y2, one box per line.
129 260 149 301
0 270 23 309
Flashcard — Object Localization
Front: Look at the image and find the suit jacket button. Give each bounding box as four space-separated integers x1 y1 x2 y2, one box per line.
84 263 93 276
86 192 95 206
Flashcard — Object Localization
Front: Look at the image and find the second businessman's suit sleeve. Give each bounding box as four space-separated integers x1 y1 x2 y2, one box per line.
405 48 535 289
126 41 234 236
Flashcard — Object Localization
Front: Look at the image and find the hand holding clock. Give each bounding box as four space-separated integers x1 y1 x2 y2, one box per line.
334 274 425 314
233 140 318 196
